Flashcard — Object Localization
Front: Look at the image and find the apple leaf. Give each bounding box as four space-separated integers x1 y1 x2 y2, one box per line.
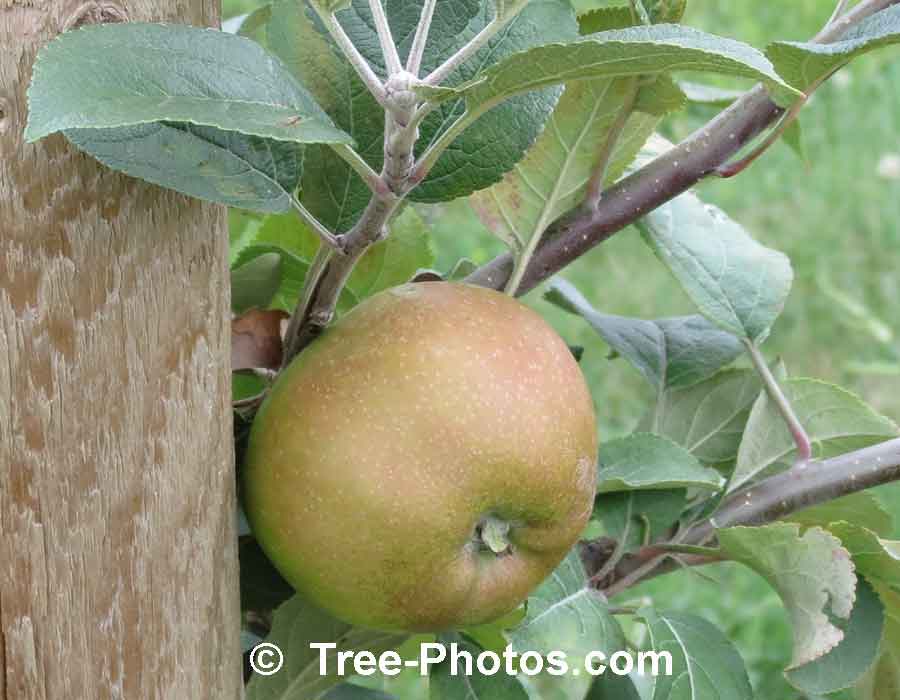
638 609 753 699
232 254 283 314
829 522 900 590
267 0 384 231
547 279 743 391
644 0 687 24
419 24 798 108
235 208 432 312
767 5 900 92
679 80 745 106
643 369 763 467
855 586 900 698
430 633 529 700
26 23 350 146
346 209 435 299
717 523 856 668
577 7 636 35
594 489 686 551
222 4 272 44
506 550 624 660
246 595 407 700
470 76 658 254
233 244 345 314
598 433 723 493
322 685 395 700
731 379 898 491
637 190 794 343
784 576 884 695
66 123 305 213
584 670 641 699
788 492 893 538
273 0 578 218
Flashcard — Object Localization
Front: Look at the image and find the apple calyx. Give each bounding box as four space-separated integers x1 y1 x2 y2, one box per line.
476 515 513 555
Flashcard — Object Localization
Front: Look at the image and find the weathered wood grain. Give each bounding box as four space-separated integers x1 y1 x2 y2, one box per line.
0 1 241 697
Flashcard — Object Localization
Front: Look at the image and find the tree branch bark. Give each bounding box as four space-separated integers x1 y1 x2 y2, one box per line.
465 0 900 295
590 437 900 594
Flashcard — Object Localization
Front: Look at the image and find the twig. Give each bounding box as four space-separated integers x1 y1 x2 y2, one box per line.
828 0 852 27
369 0 403 76
465 0 900 295
423 1 530 86
290 198 342 250
743 339 813 464
815 0 897 42
411 99 502 183
715 96 808 178
598 437 900 592
584 78 640 209
313 8 387 105
331 143 384 195
407 0 437 75
281 244 336 365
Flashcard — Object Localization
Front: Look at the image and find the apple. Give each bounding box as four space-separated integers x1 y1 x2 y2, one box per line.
242 282 598 631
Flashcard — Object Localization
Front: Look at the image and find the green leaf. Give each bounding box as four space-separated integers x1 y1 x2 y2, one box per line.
246 595 406 700
767 5 900 92
346 208 435 299
855 586 900 699
231 211 265 264
67 123 304 213
447 258 479 281
638 609 752 699
506 550 625 659
470 76 657 253
223 4 273 45
646 369 763 467
461 606 527 654
644 0 687 24
232 253 283 314
267 0 383 232
577 7 636 34
598 433 723 493
322 685 395 700
637 190 794 343
718 523 856 668
547 279 743 391
731 379 898 491
26 23 351 146
410 0 579 203
233 244 316 313
679 80 745 106
789 492 893 538
421 24 798 109
584 670 641 699
595 489 686 551
785 577 884 695
431 634 529 700
273 0 578 221
236 208 430 312
829 522 900 590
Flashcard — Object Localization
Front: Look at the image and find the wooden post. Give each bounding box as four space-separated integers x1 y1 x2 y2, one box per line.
0 2 242 698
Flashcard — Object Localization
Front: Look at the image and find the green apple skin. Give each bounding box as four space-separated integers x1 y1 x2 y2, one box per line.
242 282 598 632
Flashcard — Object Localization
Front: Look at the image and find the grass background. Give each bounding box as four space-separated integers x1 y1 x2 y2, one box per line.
223 0 900 695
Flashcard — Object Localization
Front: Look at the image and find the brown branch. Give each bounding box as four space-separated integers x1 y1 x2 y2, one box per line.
465 0 900 295
591 437 900 594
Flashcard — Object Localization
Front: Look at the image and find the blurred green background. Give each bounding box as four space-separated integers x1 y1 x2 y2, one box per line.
224 1 900 696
